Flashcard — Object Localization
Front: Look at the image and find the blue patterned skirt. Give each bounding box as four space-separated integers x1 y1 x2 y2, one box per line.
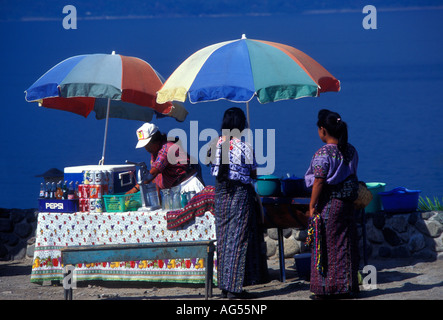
215 180 268 293
310 197 360 296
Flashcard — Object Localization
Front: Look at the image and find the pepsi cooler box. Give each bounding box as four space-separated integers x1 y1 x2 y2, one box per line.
39 199 79 213
64 164 136 194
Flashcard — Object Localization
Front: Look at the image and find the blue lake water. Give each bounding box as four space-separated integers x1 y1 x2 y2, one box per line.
1 9 443 209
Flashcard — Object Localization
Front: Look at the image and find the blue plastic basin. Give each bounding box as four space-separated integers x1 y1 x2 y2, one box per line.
379 187 421 213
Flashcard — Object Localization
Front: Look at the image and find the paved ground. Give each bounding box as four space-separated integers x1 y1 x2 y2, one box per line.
0 256 442 301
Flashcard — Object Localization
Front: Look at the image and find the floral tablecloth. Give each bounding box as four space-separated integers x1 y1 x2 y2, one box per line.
31 210 216 284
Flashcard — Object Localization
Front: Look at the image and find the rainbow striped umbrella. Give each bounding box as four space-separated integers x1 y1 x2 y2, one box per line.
25 52 188 164
157 35 340 126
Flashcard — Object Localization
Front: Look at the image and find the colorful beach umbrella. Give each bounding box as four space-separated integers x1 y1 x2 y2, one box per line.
25 52 188 164
157 35 340 126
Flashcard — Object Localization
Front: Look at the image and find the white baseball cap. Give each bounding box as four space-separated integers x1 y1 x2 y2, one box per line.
136 123 158 148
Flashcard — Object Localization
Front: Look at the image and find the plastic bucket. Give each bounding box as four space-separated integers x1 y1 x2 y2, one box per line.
294 253 311 280
256 175 281 196
365 182 386 213
379 187 421 213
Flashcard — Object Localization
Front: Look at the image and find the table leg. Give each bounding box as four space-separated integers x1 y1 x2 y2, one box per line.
278 228 286 282
205 243 215 300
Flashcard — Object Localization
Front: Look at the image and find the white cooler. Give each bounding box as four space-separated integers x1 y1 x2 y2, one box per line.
64 164 136 194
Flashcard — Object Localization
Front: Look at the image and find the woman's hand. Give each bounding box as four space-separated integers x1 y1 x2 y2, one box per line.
309 177 325 217
309 207 316 218
125 185 139 195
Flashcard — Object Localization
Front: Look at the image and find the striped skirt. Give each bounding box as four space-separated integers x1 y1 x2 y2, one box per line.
215 180 268 293
310 198 360 296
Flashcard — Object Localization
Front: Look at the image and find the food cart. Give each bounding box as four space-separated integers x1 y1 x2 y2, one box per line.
31 164 217 285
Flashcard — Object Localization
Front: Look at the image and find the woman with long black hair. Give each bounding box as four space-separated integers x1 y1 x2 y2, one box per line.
210 107 268 299
305 109 360 299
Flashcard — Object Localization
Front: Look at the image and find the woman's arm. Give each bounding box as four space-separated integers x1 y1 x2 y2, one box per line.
250 169 257 180
126 167 160 194
309 177 325 217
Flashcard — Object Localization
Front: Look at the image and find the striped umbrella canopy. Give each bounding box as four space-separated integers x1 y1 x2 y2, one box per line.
157 35 340 126
25 52 188 164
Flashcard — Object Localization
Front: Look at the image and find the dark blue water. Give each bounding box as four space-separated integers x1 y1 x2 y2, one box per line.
1 9 443 209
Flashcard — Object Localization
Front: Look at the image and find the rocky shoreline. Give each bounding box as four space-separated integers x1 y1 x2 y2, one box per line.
0 208 38 261
264 210 443 263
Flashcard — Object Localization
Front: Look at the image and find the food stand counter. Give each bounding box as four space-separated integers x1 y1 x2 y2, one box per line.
30 209 216 284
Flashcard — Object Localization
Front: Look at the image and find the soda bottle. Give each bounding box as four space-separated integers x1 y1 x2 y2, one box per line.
75 181 79 199
50 182 56 199
62 181 68 199
68 181 75 200
39 183 45 199
56 181 63 199
45 182 50 199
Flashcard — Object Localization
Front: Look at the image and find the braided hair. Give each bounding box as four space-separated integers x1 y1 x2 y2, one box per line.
317 109 350 162
217 107 247 182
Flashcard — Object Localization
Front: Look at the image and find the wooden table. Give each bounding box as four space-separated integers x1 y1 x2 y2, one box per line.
261 197 310 282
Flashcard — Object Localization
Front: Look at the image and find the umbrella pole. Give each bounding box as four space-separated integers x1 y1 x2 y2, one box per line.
245 101 254 144
246 101 251 129
99 98 111 165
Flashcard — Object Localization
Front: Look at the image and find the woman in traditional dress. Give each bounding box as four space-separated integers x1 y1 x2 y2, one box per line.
305 109 360 299
210 107 268 299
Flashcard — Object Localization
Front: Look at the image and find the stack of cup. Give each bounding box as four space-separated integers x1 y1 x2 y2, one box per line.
79 170 109 212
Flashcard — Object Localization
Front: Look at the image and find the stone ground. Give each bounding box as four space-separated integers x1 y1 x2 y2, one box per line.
0 256 442 301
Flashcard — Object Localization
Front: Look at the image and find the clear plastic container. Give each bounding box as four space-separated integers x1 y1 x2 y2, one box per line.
161 189 171 210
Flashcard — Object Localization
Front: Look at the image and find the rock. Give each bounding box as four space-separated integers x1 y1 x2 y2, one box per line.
389 215 408 233
408 234 426 252
26 244 35 258
267 228 292 240
293 229 308 241
425 220 443 238
414 219 430 236
276 237 300 258
0 219 13 232
382 227 402 246
267 228 278 241
435 235 443 252
412 249 436 260
372 213 385 230
367 224 384 243
283 228 293 238
391 245 410 258
379 246 391 258
10 212 26 223
420 211 435 220
2 233 20 246
265 237 277 257
433 212 443 225
11 246 26 260
408 212 419 225
14 222 33 238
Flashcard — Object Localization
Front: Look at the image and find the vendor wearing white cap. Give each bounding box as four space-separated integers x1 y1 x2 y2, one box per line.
127 123 205 195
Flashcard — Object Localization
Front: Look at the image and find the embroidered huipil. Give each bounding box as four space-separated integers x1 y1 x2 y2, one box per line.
210 137 257 184
304 143 358 188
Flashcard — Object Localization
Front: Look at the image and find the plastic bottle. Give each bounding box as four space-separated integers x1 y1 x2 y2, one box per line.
39 183 45 199
68 181 75 200
180 193 188 208
161 189 170 210
56 181 63 199
173 190 181 209
50 182 56 199
62 181 68 199
45 182 50 199
74 181 79 199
